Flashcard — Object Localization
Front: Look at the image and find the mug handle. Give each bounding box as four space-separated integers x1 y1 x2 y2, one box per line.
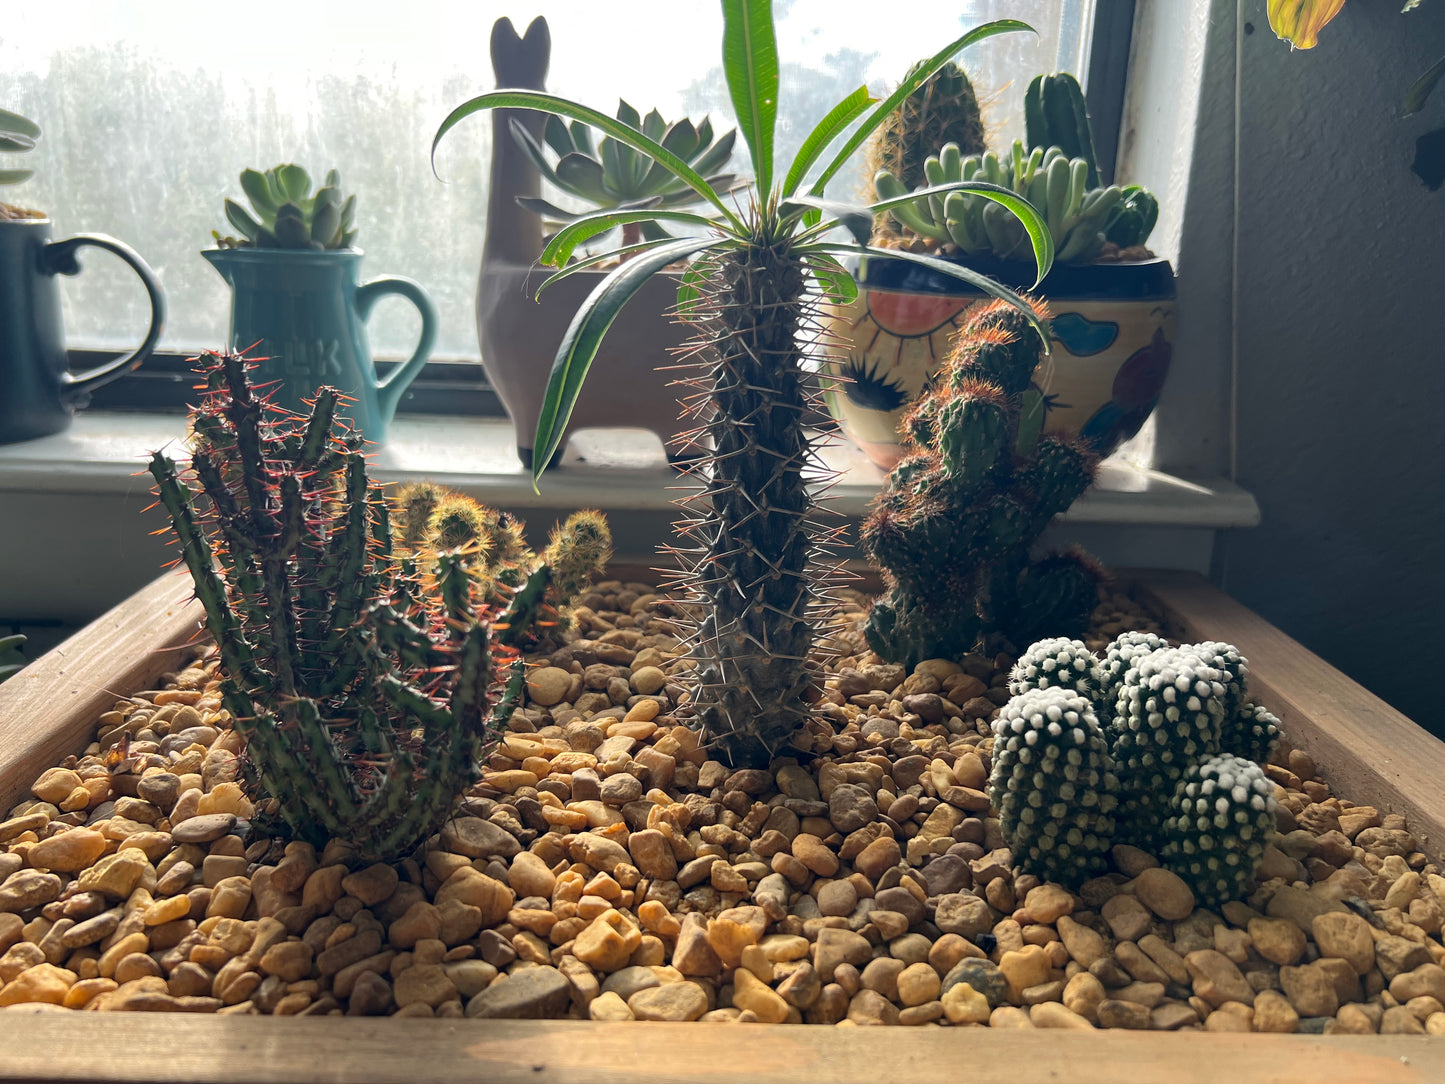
355 276 438 427
40 234 168 398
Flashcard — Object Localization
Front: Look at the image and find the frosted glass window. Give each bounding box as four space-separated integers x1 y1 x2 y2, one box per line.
0 1 1091 361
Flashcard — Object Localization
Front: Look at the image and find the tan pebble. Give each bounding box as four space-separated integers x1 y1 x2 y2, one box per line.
790 834 839 877
388 902 441 950
1100 895 1152 942
30 768 83 805
1097 998 1152 1029
61 976 117 1009
942 981 991 1024
434 869 513 926
672 915 721 977
1251 988 1299 1033
998 945 1051 1003
526 667 572 707
1381 1005 1427 1034
1390 963 1445 1004
896 962 941 1007
1056 915 1108 968
142 895 191 927
0 963 76 1006
846 987 899 1026
1426 1012 1445 1036
1023 884 1074 924
573 911 641 972
589 990 635 1021
76 849 150 900
258 940 313 983
990 1005 1035 1028
704 915 762 969
1133 868 1194 921
442 959 497 999
1062 971 1106 1023
1245 916 1306 966
393 963 457 1009
1279 961 1339 1017
1310 912 1375 975
1185 950 1255 1008
629 981 708 1022
26 828 107 873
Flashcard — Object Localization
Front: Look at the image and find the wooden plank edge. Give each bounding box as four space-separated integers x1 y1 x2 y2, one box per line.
1129 569 1445 863
0 571 204 814
0 1015 1442 1084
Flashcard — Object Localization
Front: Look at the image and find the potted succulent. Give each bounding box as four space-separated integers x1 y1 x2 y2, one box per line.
477 16 740 470
823 70 1176 469
438 4 1052 765
0 108 166 445
203 165 438 444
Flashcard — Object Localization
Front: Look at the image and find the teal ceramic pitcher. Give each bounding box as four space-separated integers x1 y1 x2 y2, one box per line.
203 247 436 443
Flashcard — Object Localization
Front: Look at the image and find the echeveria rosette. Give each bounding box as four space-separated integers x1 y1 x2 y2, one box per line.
433 0 1055 767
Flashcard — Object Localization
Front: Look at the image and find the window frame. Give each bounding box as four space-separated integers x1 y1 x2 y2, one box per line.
73 4 1134 420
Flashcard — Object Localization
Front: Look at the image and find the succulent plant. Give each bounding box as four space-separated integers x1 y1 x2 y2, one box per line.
1223 701 1283 768
875 140 1157 264
0 633 25 683
390 483 610 648
511 102 736 246
1008 637 1104 700
213 165 358 250
866 59 985 208
988 686 1119 888
1097 629 1168 710
146 352 525 861
1161 753 1277 907
861 299 1102 666
0 108 39 188
437 7 1054 767
1024 72 1100 189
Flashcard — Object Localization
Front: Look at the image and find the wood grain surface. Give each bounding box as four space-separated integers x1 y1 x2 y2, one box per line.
0 571 204 814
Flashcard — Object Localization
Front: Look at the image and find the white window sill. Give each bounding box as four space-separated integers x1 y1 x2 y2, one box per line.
0 412 1258 625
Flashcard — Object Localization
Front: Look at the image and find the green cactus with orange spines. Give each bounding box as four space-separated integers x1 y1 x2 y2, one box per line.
147 352 524 861
862 298 1101 665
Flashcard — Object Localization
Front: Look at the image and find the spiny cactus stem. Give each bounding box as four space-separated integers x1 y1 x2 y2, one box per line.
495 565 552 648
296 388 340 470
289 698 360 822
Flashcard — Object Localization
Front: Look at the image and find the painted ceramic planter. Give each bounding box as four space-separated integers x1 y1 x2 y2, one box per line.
821 254 1176 470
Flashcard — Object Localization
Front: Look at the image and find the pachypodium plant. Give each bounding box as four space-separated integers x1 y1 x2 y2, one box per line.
435 1 1056 766
989 631 1284 896
862 300 1102 667
147 352 526 861
391 482 611 648
875 140 1158 263
213 165 358 250
511 103 737 248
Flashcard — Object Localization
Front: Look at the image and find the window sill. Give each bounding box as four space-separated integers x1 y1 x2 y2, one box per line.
0 411 1258 624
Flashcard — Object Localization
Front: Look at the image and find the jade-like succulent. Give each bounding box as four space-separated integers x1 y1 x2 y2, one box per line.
0 108 39 188
988 686 1119 888
1160 753 1277 907
147 352 525 861
390 483 610 648
862 299 1102 666
876 140 1156 264
213 165 358 250
866 59 985 202
511 103 736 245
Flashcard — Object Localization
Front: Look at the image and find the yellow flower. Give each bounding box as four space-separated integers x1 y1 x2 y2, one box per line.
1268 0 1347 49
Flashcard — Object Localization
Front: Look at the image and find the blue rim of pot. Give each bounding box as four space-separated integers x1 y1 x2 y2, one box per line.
855 251 1175 301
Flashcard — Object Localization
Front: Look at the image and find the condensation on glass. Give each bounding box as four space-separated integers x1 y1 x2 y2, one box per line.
0 1 1092 360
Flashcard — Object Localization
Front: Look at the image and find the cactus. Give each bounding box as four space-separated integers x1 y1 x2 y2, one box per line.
1024 72 1101 189
1008 637 1104 700
213 165 357 250
862 299 1101 666
512 102 736 247
1098 629 1169 711
866 59 986 229
390 485 610 649
988 687 1119 888
1224 701 1283 767
876 140 1154 264
0 108 39 189
1160 753 1277 907
146 352 525 861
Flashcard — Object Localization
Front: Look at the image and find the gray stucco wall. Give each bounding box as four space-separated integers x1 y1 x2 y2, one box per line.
1130 2 1445 729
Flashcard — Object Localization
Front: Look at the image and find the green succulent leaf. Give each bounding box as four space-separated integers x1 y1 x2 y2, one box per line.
515 196 589 222
276 164 312 204
240 169 279 216
783 85 874 196
0 109 40 141
533 236 720 488
434 89 740 227
0 134 36 154
812 19 1033 197
543 114 575 158
1403 55 1445 117
556 151 613 203
721 0 779 197
541 208 715 268
0 169 33 185
224 198 262 242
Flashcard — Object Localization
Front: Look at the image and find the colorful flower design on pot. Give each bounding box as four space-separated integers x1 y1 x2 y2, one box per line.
820 255 1176 469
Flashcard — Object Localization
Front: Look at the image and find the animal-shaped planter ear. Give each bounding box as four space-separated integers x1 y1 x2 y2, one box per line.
486 17 551 268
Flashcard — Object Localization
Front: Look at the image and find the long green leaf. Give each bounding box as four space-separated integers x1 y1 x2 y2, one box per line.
542 208 717 267
721 0 778 196
782 85 875 196
1403 55 1445 117
434 89 740 228
0 135 36 154
0 169 32 185
533 237 722 488
818 243 1051 348
0 109 40 139
869 180 1055 285
780 195 872 245
532 237 684 297
811 19 1034 196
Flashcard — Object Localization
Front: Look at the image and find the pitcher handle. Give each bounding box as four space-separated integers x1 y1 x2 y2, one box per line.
355 275 438 428
41 234 167 398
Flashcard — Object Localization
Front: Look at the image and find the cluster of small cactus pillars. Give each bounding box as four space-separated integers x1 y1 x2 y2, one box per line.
862 298 1101 667
668 234 842 770
147 352 526 862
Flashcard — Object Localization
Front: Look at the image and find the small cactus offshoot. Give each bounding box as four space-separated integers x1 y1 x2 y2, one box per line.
862 299 1101 666
988 686 1119 889
147 352 525 861
1008 637 1104 700
213 165 358 250
1024 72 1101 189
1161 753 1277 907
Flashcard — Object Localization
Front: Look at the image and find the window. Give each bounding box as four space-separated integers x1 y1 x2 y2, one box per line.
2 1 1095 368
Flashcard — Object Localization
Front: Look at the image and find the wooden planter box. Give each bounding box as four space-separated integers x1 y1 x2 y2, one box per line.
2 570 1444 1082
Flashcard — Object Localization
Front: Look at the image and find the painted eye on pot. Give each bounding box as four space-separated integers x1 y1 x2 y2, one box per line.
839 357 910 412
